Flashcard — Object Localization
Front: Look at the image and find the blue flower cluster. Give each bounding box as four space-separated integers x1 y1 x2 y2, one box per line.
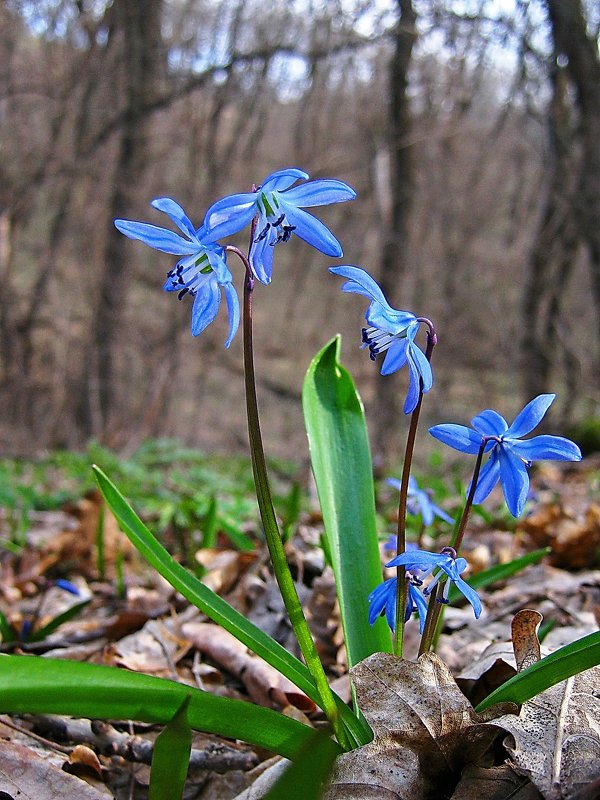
369 547 482 633
114 168 355 346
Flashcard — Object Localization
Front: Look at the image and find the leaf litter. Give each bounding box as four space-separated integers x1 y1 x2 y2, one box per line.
0 460 599 798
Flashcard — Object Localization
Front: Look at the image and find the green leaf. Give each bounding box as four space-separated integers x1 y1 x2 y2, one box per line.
476 631 600 711
28 599 91 643
149 695 192 800
0 655 312 759
302 337 392 667
448 548 550 603
0 607 16 643
265 729 341 799
92 466 370 748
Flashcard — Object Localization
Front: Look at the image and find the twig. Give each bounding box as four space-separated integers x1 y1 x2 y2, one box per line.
28 715 258 772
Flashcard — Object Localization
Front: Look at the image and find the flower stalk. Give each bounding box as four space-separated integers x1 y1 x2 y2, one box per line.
232 245 350 749
393 323 437 657
418 441 487 654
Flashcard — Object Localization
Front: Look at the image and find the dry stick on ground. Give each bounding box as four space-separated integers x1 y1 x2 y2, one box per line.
20 715 258 773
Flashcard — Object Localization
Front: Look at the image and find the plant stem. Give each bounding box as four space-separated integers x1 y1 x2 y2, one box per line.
418 440 487 654
393 324 437 657
235 249 350 749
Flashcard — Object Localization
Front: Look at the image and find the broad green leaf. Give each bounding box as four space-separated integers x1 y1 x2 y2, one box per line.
0 655 312 759
476 631 600 711
93 466 370 748
265 729 341 799
302 337 392 667
448 548 550 604
149 695 192 800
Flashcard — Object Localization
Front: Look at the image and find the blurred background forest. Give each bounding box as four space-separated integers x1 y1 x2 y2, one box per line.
2 0 600 463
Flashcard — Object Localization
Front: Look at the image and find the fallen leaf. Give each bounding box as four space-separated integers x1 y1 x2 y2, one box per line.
195 549 254 594
323 652 501 799
493 667 600 799
519 503 600 569
182 621 316 712
512 610 543 672
450 763 542 799
0 739 110 799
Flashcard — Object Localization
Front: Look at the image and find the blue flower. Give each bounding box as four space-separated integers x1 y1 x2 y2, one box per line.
386 548 482 619
429 394 582 517
54 579 80 596
115 198 240 347
329 266 433 414
202 168 356 284
368 575 428 633
386 476 454 526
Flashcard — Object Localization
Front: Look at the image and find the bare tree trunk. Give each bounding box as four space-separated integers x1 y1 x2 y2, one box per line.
521 63 579 401
80 0 164 438
373 0 417 464
544 0 600 366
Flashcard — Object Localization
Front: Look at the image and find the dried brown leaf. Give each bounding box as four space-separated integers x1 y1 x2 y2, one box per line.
182 621 316 711
511 609 543 672
450 763 542 799
493 667 600 799
0 740 110 799
323 652 501 799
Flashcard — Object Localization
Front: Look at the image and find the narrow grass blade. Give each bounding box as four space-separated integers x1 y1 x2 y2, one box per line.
0 608 15 643
93 466 370 747
0 655 313 759
149 695 192 800
265 730 341 799
28 599 91 643
476 631 600 711
303 337 392 667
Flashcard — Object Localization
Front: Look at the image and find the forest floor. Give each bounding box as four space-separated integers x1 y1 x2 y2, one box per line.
0 446 598 799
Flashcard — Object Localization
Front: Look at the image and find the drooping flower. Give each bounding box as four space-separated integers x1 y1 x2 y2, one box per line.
386 547 482 619
202 168 356 284
386 476 454 526
368 575 428 633
429 394 582 517
115 198 240 347
329 266 433 413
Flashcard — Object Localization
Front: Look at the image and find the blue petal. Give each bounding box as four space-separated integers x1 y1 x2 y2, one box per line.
283 179 356 207
223 282 240 348
329 266 388 305
151 198 198 241
381 339 409 376
509 435 582 462
202 193 258 243
403 341 432 415
260 168 309 192
403 344 426 414
249 230 275 284
368 578 396 629
406 583 429 633
452 576 482 619
386 550 448 570
499 448 530 517
429 424 484 455
367 306 416 334
430 501 454 525
278 200 342 256
505 394 556 438
191 279 220 337
114 220 199 255
472 449 501 504
470 409 508 436
418 492 434 526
